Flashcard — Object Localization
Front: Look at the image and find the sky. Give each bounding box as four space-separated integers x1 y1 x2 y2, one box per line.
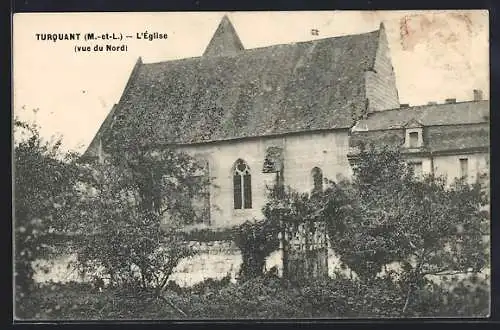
13 10 489 153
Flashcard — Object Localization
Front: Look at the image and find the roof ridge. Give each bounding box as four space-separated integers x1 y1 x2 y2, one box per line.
143 28 381 66
368 99 489 115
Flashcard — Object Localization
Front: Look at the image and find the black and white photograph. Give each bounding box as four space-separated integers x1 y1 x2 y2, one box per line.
13 10 490 320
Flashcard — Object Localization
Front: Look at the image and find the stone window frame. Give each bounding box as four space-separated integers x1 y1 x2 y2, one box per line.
233 159 252 210
405 127 424 149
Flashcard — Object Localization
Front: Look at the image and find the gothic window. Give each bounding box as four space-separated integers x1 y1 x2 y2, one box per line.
192 157 211 224
233 159 252 209
311 167 323 193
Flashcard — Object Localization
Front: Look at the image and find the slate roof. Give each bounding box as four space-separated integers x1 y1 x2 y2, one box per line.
349 100 490 153
426 125 489 152
82 104 117 159
100 21 382 148
352 100 489 131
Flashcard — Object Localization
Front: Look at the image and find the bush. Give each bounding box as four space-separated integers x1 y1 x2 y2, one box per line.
233 219 280 280
20 273 489 320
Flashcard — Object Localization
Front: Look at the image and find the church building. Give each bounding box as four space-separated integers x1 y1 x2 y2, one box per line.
84 16 489 229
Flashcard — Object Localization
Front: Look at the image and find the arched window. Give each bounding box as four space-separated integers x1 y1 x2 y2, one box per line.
233 159 252 209
311 167 323 193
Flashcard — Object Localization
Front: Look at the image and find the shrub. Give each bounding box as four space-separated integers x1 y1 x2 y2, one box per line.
233 219 280 280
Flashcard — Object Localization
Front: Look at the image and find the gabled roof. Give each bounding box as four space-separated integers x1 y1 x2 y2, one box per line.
404 118 423 128
99 19 383 148
352 100 489 131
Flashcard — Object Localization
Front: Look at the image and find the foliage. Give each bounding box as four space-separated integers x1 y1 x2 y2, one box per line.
14 116 489 319
18 281 181 320
233 218 280 280
320 145 489 312
254 144 489 314
22 273 489 319
14 117 210 318
13 118 80 318
68 147 207 292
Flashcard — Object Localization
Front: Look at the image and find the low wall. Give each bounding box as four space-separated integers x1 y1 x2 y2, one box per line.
31 243 489 288
32 241 245 287
168 241 242 287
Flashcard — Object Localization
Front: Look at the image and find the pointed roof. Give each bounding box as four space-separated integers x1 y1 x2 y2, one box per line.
96 27 383 148
203 15 244 57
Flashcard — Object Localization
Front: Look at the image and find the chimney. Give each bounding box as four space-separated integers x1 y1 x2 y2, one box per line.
445 98 456 104
427 101 437 105
473 89 483 101
400 104 409 108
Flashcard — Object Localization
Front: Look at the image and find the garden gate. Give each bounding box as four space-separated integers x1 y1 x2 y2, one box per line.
280 220 329 282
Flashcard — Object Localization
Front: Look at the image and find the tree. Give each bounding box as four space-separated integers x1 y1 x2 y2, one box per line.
321 145 489 313
14 117 80 317
70 146 208 294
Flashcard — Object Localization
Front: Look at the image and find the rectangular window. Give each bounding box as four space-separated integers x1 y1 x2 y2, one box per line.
460 158 468 179
409 132 419 148
411 162 423 178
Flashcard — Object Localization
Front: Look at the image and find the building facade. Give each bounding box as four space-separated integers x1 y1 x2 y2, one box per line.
84 16 489 229
348 98 489 187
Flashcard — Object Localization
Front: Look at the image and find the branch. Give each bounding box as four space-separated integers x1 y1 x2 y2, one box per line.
403 232 417 250
157 293 187 317
423 269 484 277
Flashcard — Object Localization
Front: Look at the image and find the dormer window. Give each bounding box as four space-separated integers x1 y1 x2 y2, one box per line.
404 119 424 149
409 132 419 148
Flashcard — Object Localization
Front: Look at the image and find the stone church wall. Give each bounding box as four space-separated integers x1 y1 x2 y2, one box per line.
365 25 400 112
178 129 351 228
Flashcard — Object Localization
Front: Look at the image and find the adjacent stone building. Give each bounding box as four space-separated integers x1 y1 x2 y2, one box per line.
349 97 489 187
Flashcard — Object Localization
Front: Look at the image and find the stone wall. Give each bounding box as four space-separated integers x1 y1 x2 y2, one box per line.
168 241 242 287
32 241 490 290
32 240 284 287
433 152 489 186
365 24 400 112
177 129 351 228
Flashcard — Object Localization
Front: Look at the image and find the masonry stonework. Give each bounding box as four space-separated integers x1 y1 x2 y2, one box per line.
365 25 400 113
177 129 351 228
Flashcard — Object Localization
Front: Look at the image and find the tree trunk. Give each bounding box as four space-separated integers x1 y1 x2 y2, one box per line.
402 253 425 315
